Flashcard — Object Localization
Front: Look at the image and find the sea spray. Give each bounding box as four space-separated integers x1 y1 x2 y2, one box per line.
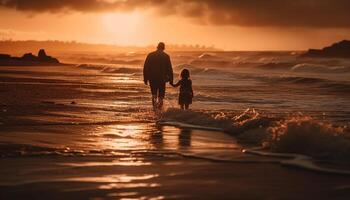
160 108 274 144
160 108 234 131
267 114 350 160
160 108 350 161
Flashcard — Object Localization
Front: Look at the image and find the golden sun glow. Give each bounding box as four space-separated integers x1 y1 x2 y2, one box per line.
101 12 142 36
1 4 349 50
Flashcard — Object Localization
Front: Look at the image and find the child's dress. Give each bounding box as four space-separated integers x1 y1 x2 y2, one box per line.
174 79 193 105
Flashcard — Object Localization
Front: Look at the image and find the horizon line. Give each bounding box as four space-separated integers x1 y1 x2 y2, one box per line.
0 39 314 52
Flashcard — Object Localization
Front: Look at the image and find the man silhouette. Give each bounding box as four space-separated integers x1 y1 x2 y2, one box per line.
143 42 173 111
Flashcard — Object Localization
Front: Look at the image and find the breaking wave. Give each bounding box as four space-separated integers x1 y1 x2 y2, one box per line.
267 115 350 160
291 63 350 73
77 63 350 93
101 67 141 74
250 62 350 73
160 108 350 161
174 64 227 75
77 64 141 74
261 76 350 93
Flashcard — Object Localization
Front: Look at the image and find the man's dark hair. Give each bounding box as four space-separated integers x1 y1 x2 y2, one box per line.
157 42 165 51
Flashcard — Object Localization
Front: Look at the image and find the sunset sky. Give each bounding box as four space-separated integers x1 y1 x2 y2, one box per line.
0 0 350 50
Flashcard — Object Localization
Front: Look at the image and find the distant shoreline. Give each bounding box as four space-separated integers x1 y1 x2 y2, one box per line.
0 40 220 54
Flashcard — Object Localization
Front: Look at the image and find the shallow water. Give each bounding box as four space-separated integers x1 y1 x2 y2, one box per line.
0 51 349 155
0 51 350 199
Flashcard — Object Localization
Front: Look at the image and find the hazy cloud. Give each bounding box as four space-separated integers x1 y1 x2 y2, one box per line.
1 0 350 28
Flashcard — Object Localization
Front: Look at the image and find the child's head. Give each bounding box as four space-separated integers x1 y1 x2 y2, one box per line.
180 69 190 79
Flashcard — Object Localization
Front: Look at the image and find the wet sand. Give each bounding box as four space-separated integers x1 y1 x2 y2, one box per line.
1 156 350 200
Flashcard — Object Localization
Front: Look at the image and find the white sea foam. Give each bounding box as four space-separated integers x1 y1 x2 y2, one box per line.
160 109 350 160
291 63 350 73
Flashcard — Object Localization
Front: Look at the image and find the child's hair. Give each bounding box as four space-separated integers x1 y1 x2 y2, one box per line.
180 69 190 79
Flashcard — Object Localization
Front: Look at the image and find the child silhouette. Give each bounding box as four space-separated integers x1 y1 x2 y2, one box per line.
171 69 193 110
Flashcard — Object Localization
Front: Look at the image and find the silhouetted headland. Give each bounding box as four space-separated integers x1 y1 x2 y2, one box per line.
0 49 62 66
302 40 350 58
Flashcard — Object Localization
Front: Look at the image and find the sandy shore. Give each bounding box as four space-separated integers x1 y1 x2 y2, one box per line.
1 156 350 200
1 65 350 200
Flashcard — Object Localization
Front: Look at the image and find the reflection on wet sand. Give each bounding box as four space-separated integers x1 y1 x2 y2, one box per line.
149 125 164 149
61 157 152 167
1 122 349 200
0 121 240 159
178 129 192 149
88 123 238 154
91 124 152 150
64 174 159 183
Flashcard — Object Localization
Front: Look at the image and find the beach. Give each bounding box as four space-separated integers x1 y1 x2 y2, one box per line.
1 51 350 199
1 155 350 200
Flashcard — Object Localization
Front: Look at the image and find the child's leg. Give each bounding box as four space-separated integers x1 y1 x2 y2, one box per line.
185 104 189 110
180 104 184 110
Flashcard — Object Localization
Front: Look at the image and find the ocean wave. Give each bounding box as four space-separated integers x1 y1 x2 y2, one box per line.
77 64 141 74
291 63 350 73
234 60 350 74
198 53 220 59
77 64 106 70
160 108 350 161
267 115 350 160
189 59 233 68
254 62 296 70
263 76 350 93
101 67 141 74
67 56 143 65
174 64 226 75
109 59 143 65
2 107 349 173
270 76 327 84
250 61 350 74
160 108 273 135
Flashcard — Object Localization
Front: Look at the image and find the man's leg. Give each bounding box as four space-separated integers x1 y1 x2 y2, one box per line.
149 81 158 111
158 81 166 110
157 97 163 110
152 95 157 110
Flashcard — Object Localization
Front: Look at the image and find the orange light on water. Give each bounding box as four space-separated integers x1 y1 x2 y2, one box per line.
93 124 151 150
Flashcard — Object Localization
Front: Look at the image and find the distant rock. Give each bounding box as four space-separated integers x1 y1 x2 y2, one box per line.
37 49 59 63
21 53 38 62
302 40 350 58
0 54 11 59
38 49 47 58
0 49 61 66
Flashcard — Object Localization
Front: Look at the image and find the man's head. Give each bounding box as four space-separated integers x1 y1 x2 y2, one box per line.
157 42 165 51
